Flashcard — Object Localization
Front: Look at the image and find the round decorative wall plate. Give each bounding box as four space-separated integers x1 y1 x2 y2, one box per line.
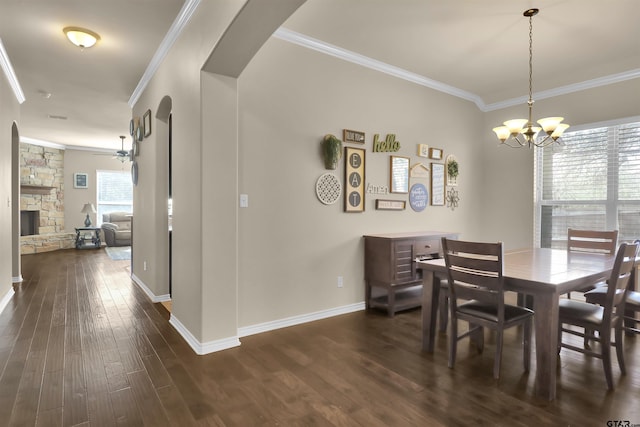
131 160 139 186
316 173 341 205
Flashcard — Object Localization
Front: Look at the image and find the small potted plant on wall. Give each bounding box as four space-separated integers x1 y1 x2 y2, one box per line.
322 134 343 170
446 155 459 186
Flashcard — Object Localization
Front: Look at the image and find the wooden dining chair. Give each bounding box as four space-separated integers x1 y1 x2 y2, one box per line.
584 240 640 336
558 241 639 390
441 238 534 379
566 228 618 298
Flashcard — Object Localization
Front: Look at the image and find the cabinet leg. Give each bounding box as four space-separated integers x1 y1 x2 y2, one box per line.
387 289 395 317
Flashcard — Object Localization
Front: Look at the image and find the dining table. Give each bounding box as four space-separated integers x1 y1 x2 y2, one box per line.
417 247 623 401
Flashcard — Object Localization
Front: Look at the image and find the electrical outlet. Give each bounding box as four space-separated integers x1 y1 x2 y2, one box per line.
337 276 343 288
143 261 147 271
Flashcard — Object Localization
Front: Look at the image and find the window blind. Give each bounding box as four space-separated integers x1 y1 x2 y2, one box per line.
534 121 640 248
96 170 133 226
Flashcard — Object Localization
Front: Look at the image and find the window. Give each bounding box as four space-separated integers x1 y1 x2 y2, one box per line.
96 170 133 226
534 119 640 248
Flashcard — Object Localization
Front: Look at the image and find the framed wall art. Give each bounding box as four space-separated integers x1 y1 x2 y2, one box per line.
390 155 410 193
417 144 429 158
143 109 152 138
431 163 445 206
343 129 365 144
344 146 365 212
73 172 88 189
429 147 443 160
445 154 459 186
375 199 405 211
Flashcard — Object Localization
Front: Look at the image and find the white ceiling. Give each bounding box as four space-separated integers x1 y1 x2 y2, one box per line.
2 0 638 152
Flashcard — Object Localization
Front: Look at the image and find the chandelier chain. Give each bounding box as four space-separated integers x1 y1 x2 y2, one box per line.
528 14 534 108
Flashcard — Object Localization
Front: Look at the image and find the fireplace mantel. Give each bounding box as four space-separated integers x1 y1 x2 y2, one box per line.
20 185 55 195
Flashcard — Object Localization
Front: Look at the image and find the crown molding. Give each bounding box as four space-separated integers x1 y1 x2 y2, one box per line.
0 38 25 104
19 137 66 150
484 69 640 112
128 0 201 108
274 28 640 113
273 28 484 109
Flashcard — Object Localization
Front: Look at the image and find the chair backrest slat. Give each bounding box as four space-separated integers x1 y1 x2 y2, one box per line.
567 228 618 255
442 238 504 308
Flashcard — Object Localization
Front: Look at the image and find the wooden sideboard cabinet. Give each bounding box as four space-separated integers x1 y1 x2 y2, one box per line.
364 231 458 316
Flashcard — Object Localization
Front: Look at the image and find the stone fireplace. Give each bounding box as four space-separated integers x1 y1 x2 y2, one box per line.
20 144 75 253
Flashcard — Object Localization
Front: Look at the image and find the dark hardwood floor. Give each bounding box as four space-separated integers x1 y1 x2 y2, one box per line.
1 249 639 426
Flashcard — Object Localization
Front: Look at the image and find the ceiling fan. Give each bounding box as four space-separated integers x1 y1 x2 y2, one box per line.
113 135 131 163
94 136 131 162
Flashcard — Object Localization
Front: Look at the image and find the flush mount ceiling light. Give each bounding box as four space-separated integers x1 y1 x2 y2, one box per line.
492 9 569 148
63 26 100 49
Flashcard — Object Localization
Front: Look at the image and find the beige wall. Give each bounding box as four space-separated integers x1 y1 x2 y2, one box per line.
479 79 640 249
235 37 484 327
131 0 247 344
0 67 21 292
64 149 132 230
129 1 640 351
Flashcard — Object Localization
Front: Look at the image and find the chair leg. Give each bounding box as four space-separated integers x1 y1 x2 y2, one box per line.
439 293 448 332
523 318 532 372
601 329 614 390
615 324 626 376
494 330 503 380
557 322 563 354
471 325 484 354
448 315 458 369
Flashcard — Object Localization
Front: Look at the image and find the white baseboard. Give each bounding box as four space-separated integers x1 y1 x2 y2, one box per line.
237 301 365 338
169 314 241 355
130 273 170 303
0 287 15 315
167 301 365 355
12 275 23 283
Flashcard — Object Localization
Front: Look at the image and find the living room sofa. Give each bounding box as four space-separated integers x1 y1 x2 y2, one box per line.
101 212 132 246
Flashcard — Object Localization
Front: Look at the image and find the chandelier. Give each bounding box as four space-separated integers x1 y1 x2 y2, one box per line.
492 9 569 148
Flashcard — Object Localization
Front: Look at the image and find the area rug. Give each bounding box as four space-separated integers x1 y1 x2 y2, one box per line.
105 246 131 261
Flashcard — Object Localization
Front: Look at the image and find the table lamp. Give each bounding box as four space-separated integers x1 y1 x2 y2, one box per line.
81 203 96 227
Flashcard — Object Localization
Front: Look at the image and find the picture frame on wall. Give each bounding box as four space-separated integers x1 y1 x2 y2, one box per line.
417 144 429 158
431 163 445 205
390 156 410 193
73 172 88 189
143 109 152 138
344 146 365 212
429 147 443 160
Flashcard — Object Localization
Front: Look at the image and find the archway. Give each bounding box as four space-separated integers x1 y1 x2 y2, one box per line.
156 96 172 297
11 122 21 283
